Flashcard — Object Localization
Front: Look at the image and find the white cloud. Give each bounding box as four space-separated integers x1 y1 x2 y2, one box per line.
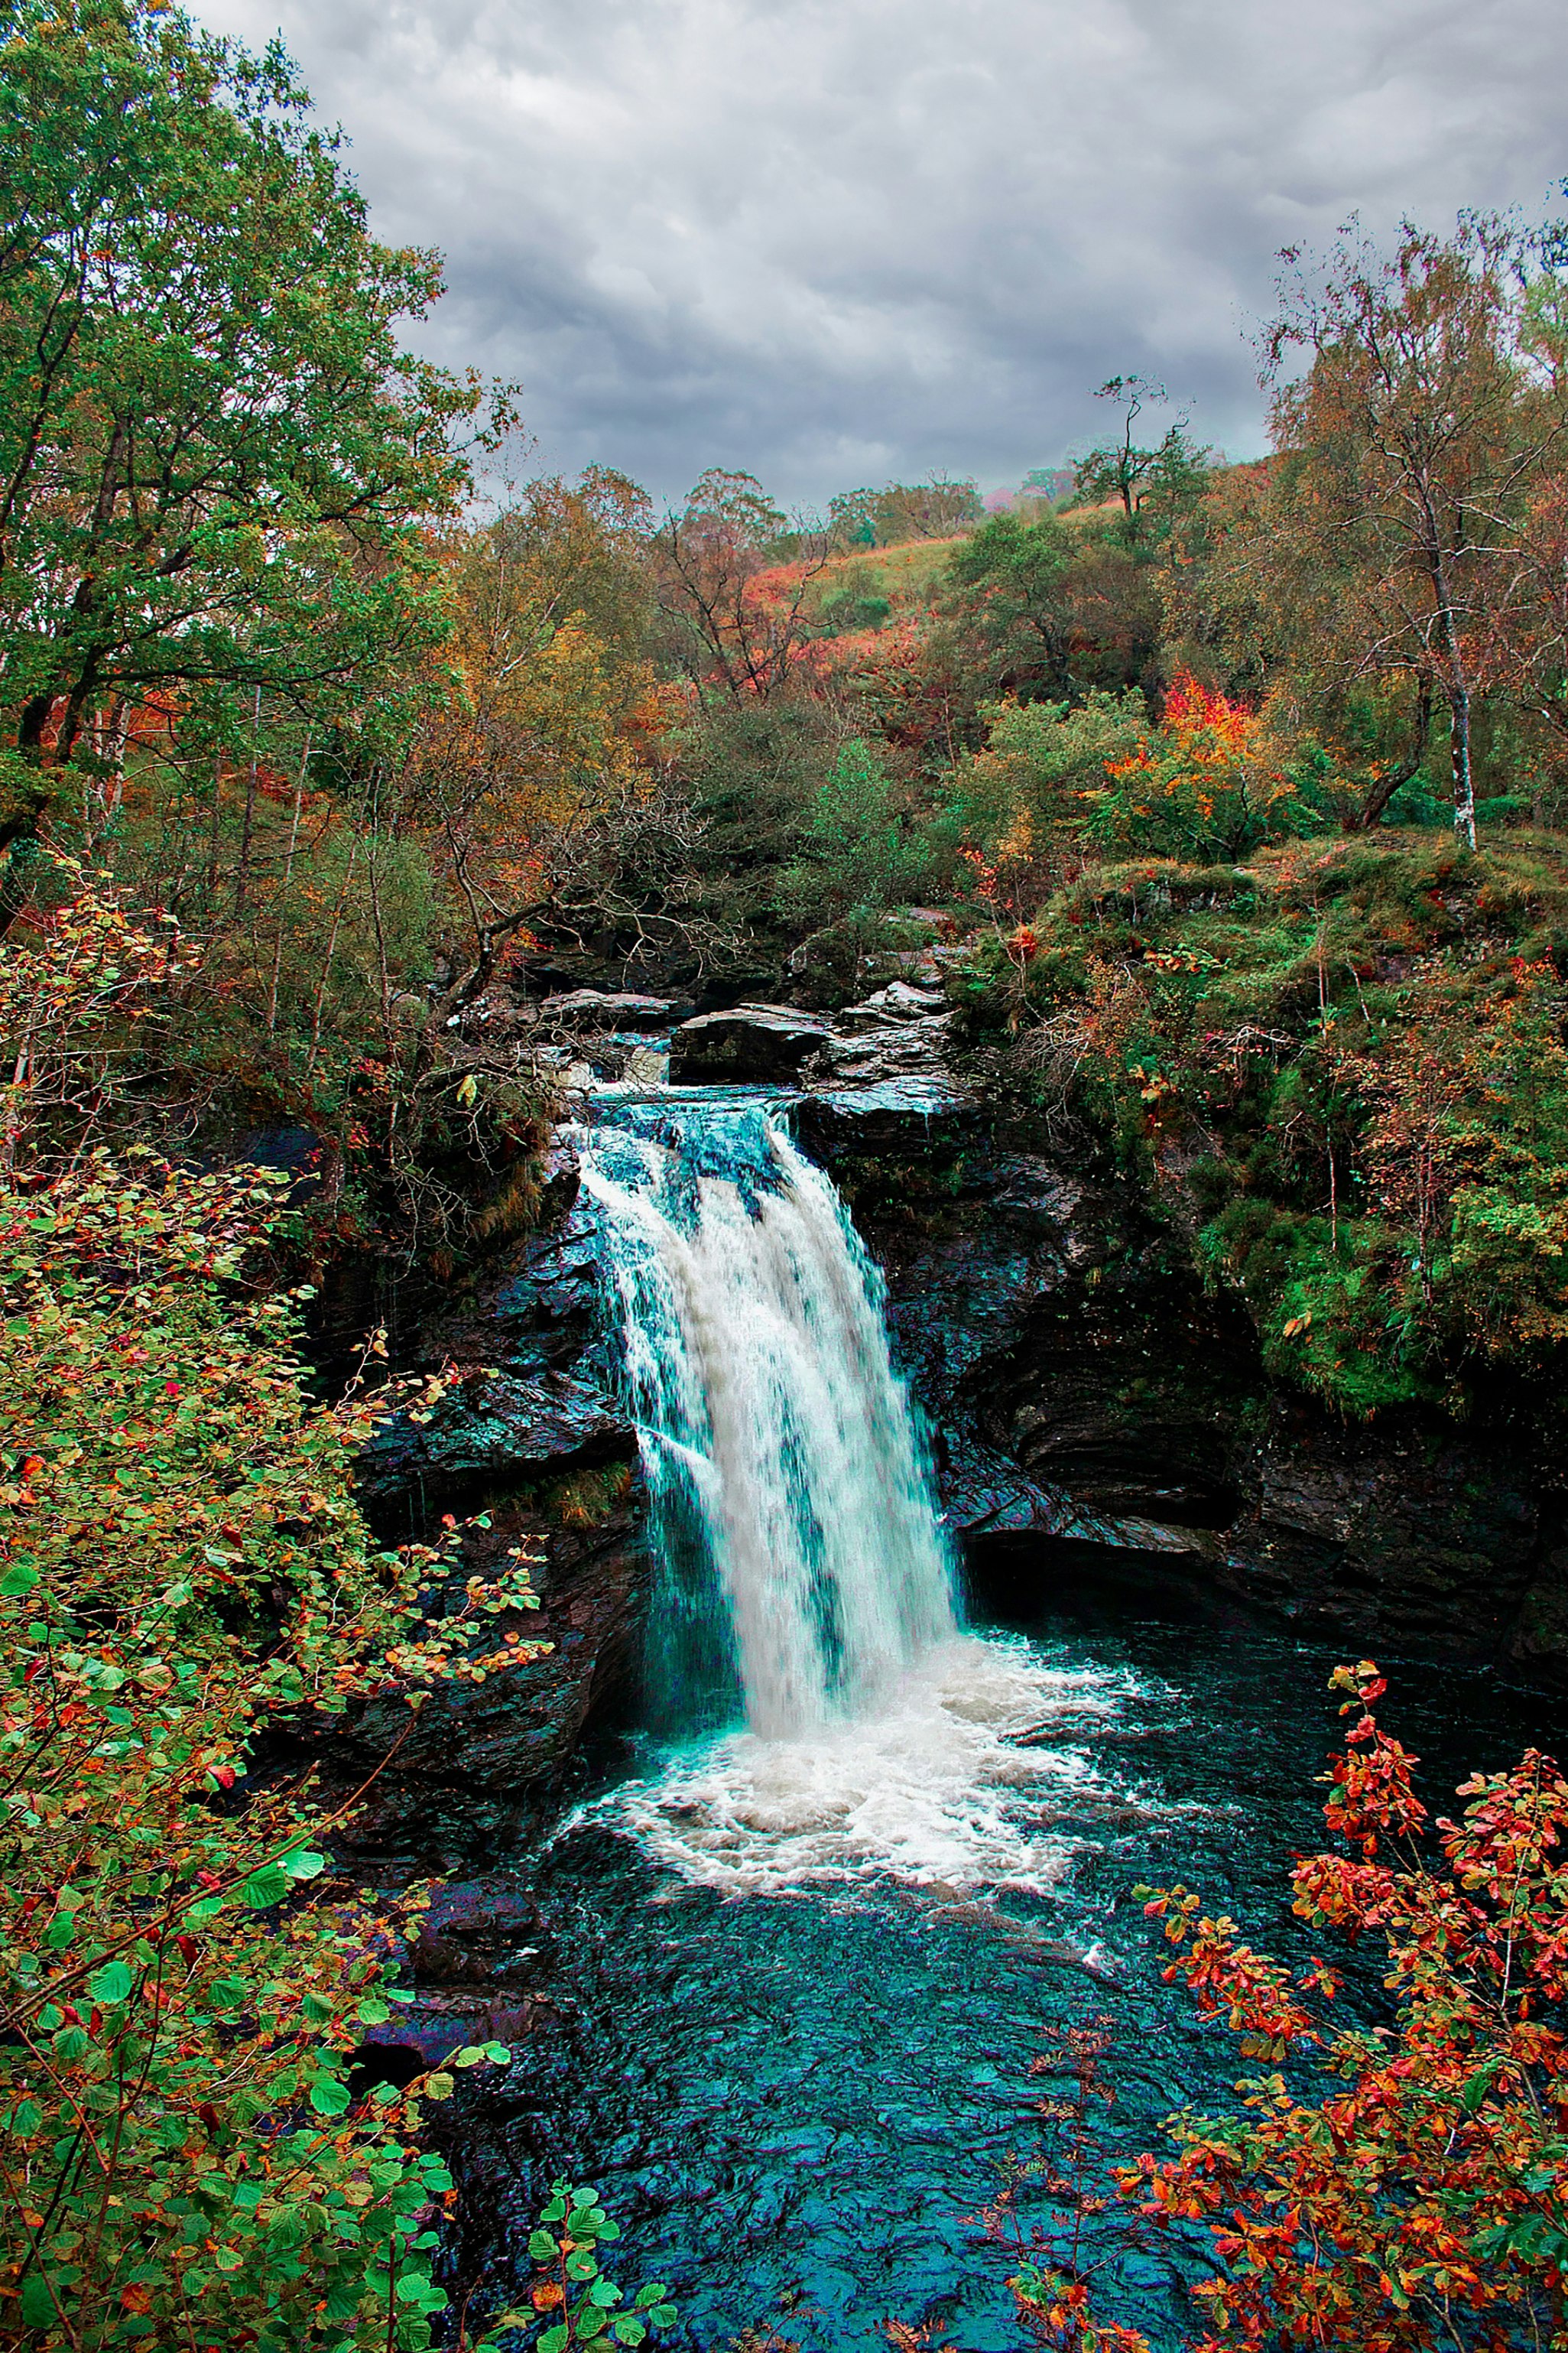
198 0 1568 502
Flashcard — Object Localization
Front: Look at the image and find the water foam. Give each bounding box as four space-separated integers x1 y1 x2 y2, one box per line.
574 1633 1139 1900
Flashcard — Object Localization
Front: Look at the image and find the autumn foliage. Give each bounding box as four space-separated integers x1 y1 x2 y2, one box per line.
1085 672 1298 863
999 1662 1568 2352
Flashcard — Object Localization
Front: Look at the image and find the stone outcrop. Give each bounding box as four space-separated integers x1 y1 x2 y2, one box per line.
796 1079 1568 1680
534 990 686 1029
667 1002 834 1083
320 1187 649 1870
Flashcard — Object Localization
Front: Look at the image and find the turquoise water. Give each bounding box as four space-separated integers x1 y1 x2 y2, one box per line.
444 1594 1555 2351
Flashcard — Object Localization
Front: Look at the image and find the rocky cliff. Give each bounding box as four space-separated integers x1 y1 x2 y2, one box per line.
350 970 1568 1891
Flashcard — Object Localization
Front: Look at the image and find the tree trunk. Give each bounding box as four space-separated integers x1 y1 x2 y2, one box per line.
1450 684 1476 850
1353 675 1432 830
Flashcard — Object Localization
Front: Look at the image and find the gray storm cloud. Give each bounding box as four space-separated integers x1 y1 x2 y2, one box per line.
200 0 1568 504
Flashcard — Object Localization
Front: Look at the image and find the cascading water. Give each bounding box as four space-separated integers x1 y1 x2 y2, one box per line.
573 1097 956 1738
566 1091 1116 1897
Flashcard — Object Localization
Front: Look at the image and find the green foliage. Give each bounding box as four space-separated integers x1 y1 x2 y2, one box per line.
964 834 1568 1414
481 2181 677 2353
0 0 478 782
946 690 1153 856
0 886 545 2347
945 507 1161 707
819 579 891 635
794 736 921 913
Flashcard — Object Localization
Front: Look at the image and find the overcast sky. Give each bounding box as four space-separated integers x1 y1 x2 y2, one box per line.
199 0 1568 509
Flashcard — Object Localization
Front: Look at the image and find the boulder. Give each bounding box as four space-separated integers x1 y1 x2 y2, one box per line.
667 1003 833 1084
793 1074 976 1154
846 979 946 1022
537 990 687 1029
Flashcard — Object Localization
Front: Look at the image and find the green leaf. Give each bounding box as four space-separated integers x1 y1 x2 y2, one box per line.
240 1864 292 1908
0 1563 39 1596
424 2071 455 2101
356 1998 391 2024
309 2078 352 2117
1460 2062 1498 2114
528 2231 560 2260
21 2277 55 2326
588 2278 622 2307
281 1849 326 1880
612 2322 647 2346
88 1958 135 2004
539 2328 569 2353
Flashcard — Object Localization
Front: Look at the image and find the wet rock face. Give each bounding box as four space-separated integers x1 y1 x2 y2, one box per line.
667 1003 833 1083
359 1370 633 1526
1217 1420 1540 1651
807 1107 1568 1679
330 1459 645 1873
330 1169 650 1872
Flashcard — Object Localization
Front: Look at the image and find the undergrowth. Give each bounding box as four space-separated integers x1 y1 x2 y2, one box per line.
956 832 1568 1417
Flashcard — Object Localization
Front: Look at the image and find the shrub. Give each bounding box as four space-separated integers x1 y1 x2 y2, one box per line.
1083 674 1309 862
0 883 545 2348
993 1663 1568 2353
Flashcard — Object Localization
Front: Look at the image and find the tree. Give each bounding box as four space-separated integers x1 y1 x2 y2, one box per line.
947 687 1152 860
0 0 480 876
1254 218 1557 847
397 467 675 1006
652 470 829 700
826 478 985 550
1072 376 1170 521
946 512 1078 698
797 736 912 912
946 511 1159 704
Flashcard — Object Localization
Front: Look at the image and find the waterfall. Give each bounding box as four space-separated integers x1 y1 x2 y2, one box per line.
573 1097 956 1739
